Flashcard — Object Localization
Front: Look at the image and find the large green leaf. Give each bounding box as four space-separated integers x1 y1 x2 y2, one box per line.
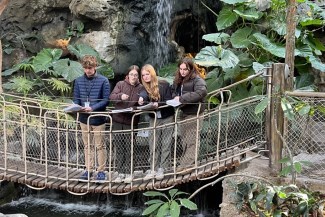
309 56 325 72
2 64 20 76
237 52 253 67
296 44 313 58
230 27 254 48
96 64 115 79
295 73 314 89
216 6 239 30
202 33 230 44
224 65 241 80
233 8 263 21
195 46 239 69
230 83 250 102
252 62 266 73
205 69 224 92
270 19 287 36
252 33 286 58
67 44 100 60
52 59 84 82
303 35 325 52
33 48 63 73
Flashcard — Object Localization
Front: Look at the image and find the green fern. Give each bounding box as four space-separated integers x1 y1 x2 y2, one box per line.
10 76 34 96
47 78 71 95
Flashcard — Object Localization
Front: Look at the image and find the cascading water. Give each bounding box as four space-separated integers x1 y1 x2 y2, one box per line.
151 0 174 71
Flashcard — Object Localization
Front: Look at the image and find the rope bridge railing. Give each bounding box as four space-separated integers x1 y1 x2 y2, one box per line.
0 91 266 194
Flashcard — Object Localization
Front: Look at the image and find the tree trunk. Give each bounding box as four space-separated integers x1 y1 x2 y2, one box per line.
284 0 296 90
0 0 11 94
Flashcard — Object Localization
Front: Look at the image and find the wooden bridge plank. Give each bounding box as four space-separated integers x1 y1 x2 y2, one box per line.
59 170 83 190
100 182 115 194
4 172 25 183
94 182 108 193
110 182 122 194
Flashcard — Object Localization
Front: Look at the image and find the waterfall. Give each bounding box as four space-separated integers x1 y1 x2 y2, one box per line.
152 0 174 70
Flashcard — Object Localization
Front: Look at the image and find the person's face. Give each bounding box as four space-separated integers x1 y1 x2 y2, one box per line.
179 63 190 77
83 66 96 77
141 69 152 83
128 69 139 85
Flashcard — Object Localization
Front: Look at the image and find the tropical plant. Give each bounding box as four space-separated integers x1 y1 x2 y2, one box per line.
66 20 84 38
196 0 325 101
2 43 114 97
229 180 324 216
142 189 197 217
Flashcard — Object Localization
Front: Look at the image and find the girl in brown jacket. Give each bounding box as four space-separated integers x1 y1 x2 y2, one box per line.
109 65 144 183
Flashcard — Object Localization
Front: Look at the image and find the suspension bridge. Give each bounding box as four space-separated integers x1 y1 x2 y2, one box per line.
0 73 267 196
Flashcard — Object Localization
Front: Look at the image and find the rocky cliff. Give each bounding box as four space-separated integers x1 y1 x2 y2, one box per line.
0 0 218 75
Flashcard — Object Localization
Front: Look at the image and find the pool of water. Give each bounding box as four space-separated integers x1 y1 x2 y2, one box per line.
0 177 222 217
0 195 217 217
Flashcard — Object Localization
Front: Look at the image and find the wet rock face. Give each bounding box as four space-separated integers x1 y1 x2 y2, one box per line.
1 0 218 75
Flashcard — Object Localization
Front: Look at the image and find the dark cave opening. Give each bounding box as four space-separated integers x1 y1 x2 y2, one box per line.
173 15 207 54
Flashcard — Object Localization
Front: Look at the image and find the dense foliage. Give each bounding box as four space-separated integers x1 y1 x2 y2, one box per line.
195 0 325 100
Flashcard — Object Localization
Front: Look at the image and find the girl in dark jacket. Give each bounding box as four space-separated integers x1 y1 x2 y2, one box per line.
109 65 144 183
138 64 175 181
171 58 207 174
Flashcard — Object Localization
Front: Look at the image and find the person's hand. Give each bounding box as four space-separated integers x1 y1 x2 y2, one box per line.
82 107 93 112
153 102 158 108
138 97 144 105
121 94 129 101
174 96 180 101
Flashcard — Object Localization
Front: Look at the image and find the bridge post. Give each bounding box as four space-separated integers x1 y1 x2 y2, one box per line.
268 63 292 173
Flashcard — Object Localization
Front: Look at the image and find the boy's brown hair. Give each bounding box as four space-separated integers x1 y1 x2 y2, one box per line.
81 55 98 68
